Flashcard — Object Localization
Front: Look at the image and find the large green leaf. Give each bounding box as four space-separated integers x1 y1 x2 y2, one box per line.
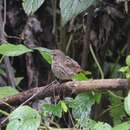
6 106 41 130
124 91 130 116
0 87 19 99
93 122 112 130
67 93 95 120
65 95 99 129
109 92 125 125
22 0 45 15
0 43 32 56
60 0 97 26
113 121 130 130
34 47 52 64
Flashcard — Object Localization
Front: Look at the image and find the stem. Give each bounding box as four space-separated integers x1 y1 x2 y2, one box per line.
0 100 13 109
0 55 4 63
110 45 126 76
52 0 57 35
98 103 123 119
108 91 124 100
89 44 104 79
60 24 66 52
3 0 6 29
66 34 73 54
89 44 124 100
0 109 9 116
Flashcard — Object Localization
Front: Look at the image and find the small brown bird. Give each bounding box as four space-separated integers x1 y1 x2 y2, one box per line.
51 49 82 80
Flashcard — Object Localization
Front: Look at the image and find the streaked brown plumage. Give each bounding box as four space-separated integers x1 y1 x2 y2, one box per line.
51 49 82 80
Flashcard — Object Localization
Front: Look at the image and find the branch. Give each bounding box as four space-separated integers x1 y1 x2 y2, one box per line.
0 79 128 107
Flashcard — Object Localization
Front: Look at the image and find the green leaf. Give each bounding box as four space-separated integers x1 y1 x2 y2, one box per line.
22 0 45 15
126 55 130 66
119 66 130 78
109 92 125 125
72 72 88 81
0 87 19 99
0 43 32 56
34 47 52 64
93 122 112 130
60 0 97 26
0 68 6 76
119 66 128 73
93 92 102 104
69 93 95 120
15 77 24 86
6 106 41 130
43 103 63 118
75 118 97 130
126 72 130 78
113 121 130 130
124 91 130 116
60 101 68 112
81 119 96 130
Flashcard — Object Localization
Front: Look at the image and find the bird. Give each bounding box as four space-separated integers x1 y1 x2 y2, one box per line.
51 49 82 80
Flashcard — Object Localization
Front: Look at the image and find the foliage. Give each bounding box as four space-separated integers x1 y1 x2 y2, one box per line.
42 101 68 118
93 122 112 130
15 77 24 86
119 66 130 78
6 106 41 130
66 93 96 120
109 92 125 125
0 87 19 99
1 0 130 130
124 91 130 116
41 93 102 129
72 72 89 80
0 68 6 76
112 121 130 130
126 55 130 67
0 43 52 64
0 43 32 57
60 0 98 26
34 47 52 64
22 0 45 15
119 55 130 78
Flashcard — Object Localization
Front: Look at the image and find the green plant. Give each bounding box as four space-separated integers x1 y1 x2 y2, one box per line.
6 106 41 130
1 0 129 129
119 55 130 78
42 100 68 118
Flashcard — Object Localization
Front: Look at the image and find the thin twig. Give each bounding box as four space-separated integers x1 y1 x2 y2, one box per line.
1 80 58 125
66 34 73 54
3 0 6 29
89 44 104 79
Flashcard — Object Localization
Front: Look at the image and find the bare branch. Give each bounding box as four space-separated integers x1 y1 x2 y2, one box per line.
0 79 128 107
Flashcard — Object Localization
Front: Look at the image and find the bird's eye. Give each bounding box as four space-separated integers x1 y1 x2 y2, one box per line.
65 60 70 64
